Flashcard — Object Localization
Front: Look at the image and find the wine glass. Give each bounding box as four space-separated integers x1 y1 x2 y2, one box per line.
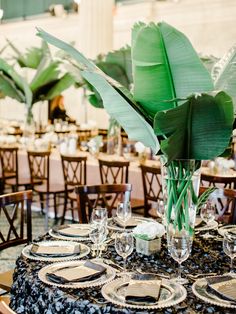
200 201 216 237
115 232 134 277
89 224 107 260
156 199 165 224
168 233 192 284
117 202 132 229
223 231 236 277
90 207 108 226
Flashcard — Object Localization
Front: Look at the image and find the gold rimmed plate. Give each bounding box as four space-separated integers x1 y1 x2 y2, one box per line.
38 259 116 289
22 241 90 262
49 224 92 241
101 278 187 310
192 277 236 309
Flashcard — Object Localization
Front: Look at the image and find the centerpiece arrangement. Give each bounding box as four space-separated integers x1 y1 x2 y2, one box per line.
37 21 234 261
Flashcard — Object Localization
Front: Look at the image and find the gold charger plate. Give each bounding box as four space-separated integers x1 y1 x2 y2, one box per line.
101 278 187 309
107 216 154 232
38 259 116 289
49 224 92 241
22 241 90 262
192 277 236 309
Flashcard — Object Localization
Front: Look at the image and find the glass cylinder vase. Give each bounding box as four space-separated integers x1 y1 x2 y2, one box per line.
161 157 201 238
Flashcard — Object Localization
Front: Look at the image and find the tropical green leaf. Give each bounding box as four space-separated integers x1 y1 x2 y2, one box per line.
83 70 160 153
97 61 130 88
7 39 50 69
30 61 60 93
0 58 32 107
132 22 214 119
212 45 236 112
154 92 234 161
105 46 132 85
37 28 160 153
199 53 219 73
0 72 25 102
44 73 75 100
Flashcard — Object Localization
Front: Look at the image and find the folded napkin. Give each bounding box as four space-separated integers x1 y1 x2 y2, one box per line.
114 217 138 228
195 217 204 227
30 243 80 257
57 225 91 237
46 261 106 284
207 276 236 303
125 276 162 304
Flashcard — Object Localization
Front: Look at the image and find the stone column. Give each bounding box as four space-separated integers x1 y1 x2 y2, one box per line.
78 0 114 58
77 0 114 126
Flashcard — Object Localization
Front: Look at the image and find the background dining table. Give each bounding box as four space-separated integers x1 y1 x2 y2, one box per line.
10 227 236 314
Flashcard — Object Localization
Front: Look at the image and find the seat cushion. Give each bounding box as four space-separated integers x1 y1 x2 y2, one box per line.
34 183 65 194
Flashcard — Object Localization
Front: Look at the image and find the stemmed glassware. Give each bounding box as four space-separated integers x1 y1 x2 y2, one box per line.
90 207 108 260
115 232 134 277
200 201 216 237
89 225 107 260
156 199 165 225
223 231 236 277
117 202 132 229
168 233 192 285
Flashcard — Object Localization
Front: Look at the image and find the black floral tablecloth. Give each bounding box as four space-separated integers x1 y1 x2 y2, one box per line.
10 231 236 314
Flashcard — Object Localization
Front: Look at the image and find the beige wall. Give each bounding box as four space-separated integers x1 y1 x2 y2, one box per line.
0 0 236 126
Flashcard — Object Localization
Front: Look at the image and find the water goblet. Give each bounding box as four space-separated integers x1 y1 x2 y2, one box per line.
90 207 108 226
115 231 134 278
168 233 192 285
200 201 216 237
117 202 132 229
223 231 236 277
156 199 165 224
89 224 107 260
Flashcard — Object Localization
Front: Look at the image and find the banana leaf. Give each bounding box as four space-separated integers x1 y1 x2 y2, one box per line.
105 46 132 85
0 72 25 102
44 73 76 100
212 45 236 113
7 39 50 69
37 28 160 153
154 92 234 161
0 58 32 107
132 22 214 119
30 60 60 93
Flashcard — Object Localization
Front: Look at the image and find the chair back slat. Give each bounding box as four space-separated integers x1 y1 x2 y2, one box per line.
98 159 129 184
140 164 162 216
75 184 132 223
27 151 50 191
0 190 32 251
0 147 18 185
61 155 87 188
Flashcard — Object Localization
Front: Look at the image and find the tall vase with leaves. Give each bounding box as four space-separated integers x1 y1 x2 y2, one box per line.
37 21 234 252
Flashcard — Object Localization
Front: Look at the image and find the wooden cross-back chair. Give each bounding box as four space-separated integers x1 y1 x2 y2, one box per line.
98 158 144 212
140 163 162 217
0 147 32 193
0 190 32 293
201 172 236 219
200 186 236 224
201 172 236 189
75 184 132 223
61 154 87 224
27 150 65 229
98 158 129 184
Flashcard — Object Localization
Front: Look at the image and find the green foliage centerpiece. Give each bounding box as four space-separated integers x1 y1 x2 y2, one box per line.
37 22 234 238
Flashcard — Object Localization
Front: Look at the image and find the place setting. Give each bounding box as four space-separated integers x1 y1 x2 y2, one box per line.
21 240 90 262
107 201 154 231
49 224 93 241
192 229 236 309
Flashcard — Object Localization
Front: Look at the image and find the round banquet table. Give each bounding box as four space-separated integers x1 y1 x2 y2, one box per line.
10 231 236 314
